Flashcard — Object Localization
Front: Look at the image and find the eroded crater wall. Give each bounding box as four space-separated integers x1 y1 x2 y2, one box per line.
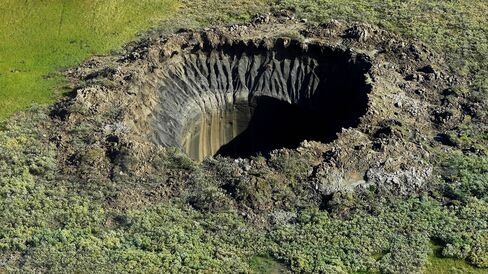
151 41 372 160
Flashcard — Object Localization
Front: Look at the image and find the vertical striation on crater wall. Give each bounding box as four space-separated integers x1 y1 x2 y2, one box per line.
151 40 372 161
181 99 253 161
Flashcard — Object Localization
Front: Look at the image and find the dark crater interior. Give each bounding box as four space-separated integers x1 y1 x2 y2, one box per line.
152 40 372 161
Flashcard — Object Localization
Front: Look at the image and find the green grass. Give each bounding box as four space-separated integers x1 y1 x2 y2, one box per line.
249 255 288 273
0 0 179 120
428 257 486 274
426 244 487 274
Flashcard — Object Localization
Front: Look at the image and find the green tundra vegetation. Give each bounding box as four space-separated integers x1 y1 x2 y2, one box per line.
0 0 487 273
278 0 488 101
0 109 486 273
0 0 179 120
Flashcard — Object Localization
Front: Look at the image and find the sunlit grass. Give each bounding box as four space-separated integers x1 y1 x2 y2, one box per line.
0 0 179 120
426 244 486 274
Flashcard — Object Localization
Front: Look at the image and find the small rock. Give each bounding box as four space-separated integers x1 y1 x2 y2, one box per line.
415 89 425 95
343 25 369 42
130 52 141 60
323 19 342 30
406 73 424 82
252 13 270 24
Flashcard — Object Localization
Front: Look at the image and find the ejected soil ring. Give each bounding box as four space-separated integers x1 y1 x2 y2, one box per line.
152 40 372 161
53 13 458 196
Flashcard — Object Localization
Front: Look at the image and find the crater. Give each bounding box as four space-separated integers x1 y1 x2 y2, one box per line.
151 39 372 161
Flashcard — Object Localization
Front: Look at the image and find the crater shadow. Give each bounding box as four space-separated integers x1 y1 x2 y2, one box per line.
217 87 368 159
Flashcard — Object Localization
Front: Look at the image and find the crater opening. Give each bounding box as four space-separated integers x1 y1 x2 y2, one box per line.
152 39 372 161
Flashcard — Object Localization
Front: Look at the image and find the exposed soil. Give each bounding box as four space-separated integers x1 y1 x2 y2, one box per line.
50 12 467 215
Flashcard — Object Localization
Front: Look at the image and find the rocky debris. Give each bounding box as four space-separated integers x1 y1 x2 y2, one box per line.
229 24 248 33
365 164 433 195
343 25 370 42
269 210 297 226
252 13 270 24
272 9 295 21
314 166 366 195
323 19 343 30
